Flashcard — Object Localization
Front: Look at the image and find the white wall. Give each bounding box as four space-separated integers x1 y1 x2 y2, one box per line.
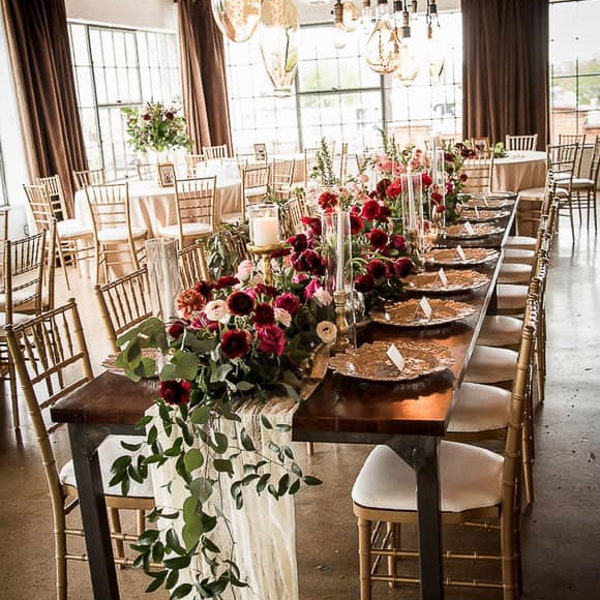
65 0 177 31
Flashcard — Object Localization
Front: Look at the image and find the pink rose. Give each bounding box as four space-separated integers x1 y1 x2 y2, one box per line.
257 325 286 356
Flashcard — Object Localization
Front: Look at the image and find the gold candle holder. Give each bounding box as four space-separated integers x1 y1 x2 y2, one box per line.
332 289 351 354
247 241 286 287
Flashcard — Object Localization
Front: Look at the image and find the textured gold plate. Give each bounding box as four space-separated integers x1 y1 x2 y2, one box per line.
329 340 455 382
424 247 499 266
458 209 510 222
371 298 476 328
442 223 504 239
463 197 515 209
404 269 490 294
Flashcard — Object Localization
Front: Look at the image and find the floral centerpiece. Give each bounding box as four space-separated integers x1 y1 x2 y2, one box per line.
111 266 327 598
122 100 192 154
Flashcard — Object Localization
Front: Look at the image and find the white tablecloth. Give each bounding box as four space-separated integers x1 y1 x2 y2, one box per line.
492 151 546 193
74 178 242 237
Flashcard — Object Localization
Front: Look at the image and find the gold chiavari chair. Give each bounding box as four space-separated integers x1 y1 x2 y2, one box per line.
72 168 106 191
0 205 8 240
179 238 210 288
470 136 490 156
505 134 538 152
24 183 93 290
558 133 586 176
95 266 153 352
304 146 320 184
159 176 215 250
135 162 156 181
461 151 494 195
280 195 308 238
334 141 349 182
569 134 600 230
271 158 296 201
351 301 537 600
5 299 155 600
0 228 47 428
222 164 271 225
37 174 69 221
202 144 228 161
85 183 147 283
184 153 206 177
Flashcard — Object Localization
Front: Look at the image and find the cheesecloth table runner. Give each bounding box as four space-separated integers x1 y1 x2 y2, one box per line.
146 395 300 600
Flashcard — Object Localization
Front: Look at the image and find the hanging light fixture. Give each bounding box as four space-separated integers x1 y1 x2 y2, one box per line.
260 0 301 97
364 0 401 74
360 0 376 34
341 1 361 31
332 1 349 49
393 1 420 84
426 0 445 80
210 0 263 43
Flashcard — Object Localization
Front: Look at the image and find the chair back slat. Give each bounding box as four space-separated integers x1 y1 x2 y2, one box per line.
202 144 228 161
73 168 106 191
505 134 538 152
586 135 600 183
85 183 130 231
23 184 54 231
272 159 296 201
558 133 586 175
184 153 206 177
461 152 494 194
179 239 209 288
95 266 153 350
36 175 69 221
280 196 308 238
135 162 156 181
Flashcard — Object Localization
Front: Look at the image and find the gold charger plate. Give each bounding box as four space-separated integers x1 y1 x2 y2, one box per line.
424 247 499 266
329 340 455 382
441 223 504 239
463 198 515 210
403 269 490 294
371 298 476 328
458 209 510 223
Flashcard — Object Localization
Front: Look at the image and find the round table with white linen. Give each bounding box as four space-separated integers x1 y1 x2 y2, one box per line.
492 151 547 193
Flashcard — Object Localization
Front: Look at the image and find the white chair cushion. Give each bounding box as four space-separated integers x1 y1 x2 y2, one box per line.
160 223 212 237
499 262 532 284
220 213 243 225
478 315 523 347
59 435 153 498
0 290 37 308
448 382 511 433
506 235 536 250
0 311 34 327
503 248 536 265
518 187 545 202
97 226 147 242
571 177 593 189
57 219 93 238
464 345 517 384
497 283 529 312
244 185 268 198
351 441 503 513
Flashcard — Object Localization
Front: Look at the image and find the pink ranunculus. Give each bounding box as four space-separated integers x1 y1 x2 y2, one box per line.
274 307 292 327
314 287 333 307
274 292 301 316
236 259 254 282
304 278 322 299
204 299 230 322
257 325 286 356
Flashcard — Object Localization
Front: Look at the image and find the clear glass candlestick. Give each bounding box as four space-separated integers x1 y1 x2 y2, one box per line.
248 203 280 247
146 238 182 322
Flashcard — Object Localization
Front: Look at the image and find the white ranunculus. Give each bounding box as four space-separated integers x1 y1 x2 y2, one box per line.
314 287 333 307
205 299 230 323
236 259 254 282
274 307 292 327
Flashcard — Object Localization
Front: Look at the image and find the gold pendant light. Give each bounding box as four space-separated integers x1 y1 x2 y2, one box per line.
210 0 262 43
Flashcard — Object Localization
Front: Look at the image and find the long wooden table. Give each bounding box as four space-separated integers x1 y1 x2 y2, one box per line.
50 201 517 600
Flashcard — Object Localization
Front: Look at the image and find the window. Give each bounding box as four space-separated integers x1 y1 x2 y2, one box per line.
550 0 600 141
225 13 462 153
68 23 181 181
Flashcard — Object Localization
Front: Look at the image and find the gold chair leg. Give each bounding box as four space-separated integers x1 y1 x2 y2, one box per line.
54 508 68 600
136 509 145 536
107 508 125 562
386 522 399 587
522 413 535 506
7 357 19 429
357 517 372 600
56 241 72 291
500 509 516 600
306 442 314 455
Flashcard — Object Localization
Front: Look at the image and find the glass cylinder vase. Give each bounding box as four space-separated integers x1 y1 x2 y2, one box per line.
247 203 280 247
321 210 353 294
146 238 182 322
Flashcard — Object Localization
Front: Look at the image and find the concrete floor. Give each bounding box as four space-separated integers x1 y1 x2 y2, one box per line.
1 219 599 600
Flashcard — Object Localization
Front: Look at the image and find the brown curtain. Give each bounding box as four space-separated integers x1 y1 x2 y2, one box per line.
462 0 549 149
1 0 87 215
177 0 233 154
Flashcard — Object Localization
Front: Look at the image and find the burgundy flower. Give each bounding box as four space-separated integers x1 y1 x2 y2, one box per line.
436 204 446 214
301 216 322 237
252 302 276 326
366 259 387 279
142 113 151 121
368 228 389 249
159 380 191 405
394 257 414 278
318 191 338 214
350 214 364 235
378 204 391 222
293 249 325 276
227 291 255 316
165 111 174 120
459 172 469 182
361 199 381 221
168 321 185 339
274 292 301 316
270 246 292 259
194 280 214 299
355 274 375 293
444 151 455 162
390 234 407 252
254 283 279 298
386 180 403 199
221 329 250 359
288 233 309 253
257 324 286 356
376 178 391 199
214 275 240 290
421 173 433 189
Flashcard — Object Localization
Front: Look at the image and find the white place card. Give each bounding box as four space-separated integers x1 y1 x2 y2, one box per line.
482 194 489 206
464 221 475 236
387 344 405 372
455 244 467 262
418 296 433 321
474 206 480 219
437 267 449 287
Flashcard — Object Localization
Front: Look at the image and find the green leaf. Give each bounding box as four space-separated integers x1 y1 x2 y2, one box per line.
236 381 254 391
164 555 192 570
303 475 323 486
239 428 255 452
145 570 167 593
174 351 200 380
182 513 204 551
160 363 177 382
111 455 132 473
171 583 193 599
189 477 213 503
202 537 220 554
213 458 234 475
166 568 179 590
190 405 211 425
135 414 153 431
211 431 228 453
260 414 272 429
166 529 186 556
120 441 142 452
289 478 301 495
183 448 204 473
138 529 160 546
256 473 270 494
277 473 290 497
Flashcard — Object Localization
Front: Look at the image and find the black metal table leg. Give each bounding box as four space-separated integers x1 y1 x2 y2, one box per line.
388 435 444 600
68 424 121 600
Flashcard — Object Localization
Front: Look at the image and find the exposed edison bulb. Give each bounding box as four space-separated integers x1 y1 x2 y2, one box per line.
360 0 376 35
394 36 420 84
296 0 329 5
342 1 361 31
365 2 401 74
427 18 445 80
